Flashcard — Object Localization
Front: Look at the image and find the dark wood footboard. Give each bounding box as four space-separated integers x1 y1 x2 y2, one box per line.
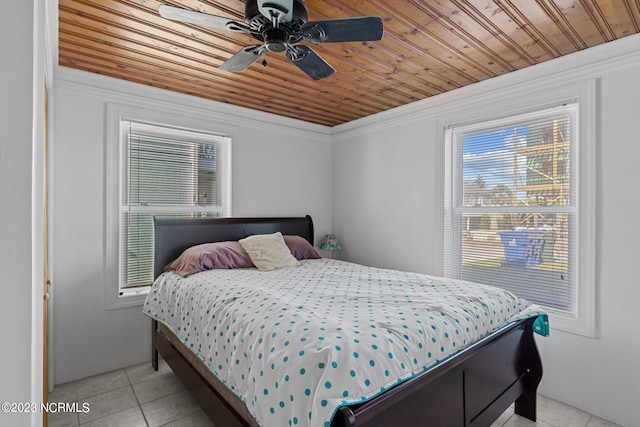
152 317 542 427
330 317 542 427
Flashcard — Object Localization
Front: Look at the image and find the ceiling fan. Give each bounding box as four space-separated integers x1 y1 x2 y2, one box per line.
158 0 384 80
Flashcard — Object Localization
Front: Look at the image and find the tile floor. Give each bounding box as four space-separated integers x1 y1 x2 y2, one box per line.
48 358 621 427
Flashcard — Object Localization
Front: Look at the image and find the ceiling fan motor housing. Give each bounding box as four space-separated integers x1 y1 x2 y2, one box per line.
244 0 309 45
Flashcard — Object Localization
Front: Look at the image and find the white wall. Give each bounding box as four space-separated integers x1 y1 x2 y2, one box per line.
51 68 333 384
0 1 48 426
332 120 441 274
331 35 640 427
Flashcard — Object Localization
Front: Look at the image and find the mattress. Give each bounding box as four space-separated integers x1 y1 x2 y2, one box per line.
143 258 548 427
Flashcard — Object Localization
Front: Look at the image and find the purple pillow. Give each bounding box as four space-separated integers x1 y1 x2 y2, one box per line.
284 235 321 260
165 241 254 277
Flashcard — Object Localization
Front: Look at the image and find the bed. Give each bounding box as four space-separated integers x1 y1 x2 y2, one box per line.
145 215 547 427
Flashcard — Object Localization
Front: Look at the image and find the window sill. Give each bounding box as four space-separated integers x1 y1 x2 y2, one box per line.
546 306 596 338
106 286 150 310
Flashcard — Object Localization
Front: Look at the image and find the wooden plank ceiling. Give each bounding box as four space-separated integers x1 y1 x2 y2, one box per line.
58 0 640 126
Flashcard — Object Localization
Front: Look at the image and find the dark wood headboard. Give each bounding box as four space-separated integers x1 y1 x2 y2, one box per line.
153 215 315 279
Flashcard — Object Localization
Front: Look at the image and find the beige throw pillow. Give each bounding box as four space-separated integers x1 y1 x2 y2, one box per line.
239 232 301 271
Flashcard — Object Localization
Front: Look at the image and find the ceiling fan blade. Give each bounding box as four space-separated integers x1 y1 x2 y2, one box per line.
219 45 267 72
158 4 248 32
302 16 384 43
286 45 336 80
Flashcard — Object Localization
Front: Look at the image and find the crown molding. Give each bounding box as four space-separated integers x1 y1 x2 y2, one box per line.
332 33 640 139
53 66 332 141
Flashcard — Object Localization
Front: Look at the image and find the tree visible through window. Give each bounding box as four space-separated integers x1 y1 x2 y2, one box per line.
445 102 577 315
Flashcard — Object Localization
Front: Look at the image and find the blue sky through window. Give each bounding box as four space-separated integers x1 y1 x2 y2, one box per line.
462 126 529 193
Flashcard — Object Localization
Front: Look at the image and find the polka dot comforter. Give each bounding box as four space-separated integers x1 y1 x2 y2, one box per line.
143 258 548 427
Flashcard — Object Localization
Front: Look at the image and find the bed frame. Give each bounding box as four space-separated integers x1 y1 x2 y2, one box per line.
151 215 543 427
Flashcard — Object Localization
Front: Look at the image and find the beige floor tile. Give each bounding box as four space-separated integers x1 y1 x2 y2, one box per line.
78 386 138 424
48 410 79 427
78 406 147 427
158 410 216 427
126 358 171 384
141 390 201 427
501 414 555 427
75 369 130 400
49 381 78 403
586 415 623 427
131 370 185 404
537 395 592 427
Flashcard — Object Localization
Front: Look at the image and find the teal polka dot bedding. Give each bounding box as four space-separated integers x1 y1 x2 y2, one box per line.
143 258 548 427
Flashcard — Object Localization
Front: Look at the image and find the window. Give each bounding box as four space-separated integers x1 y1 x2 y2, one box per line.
107 112 231 308
444 98 594 336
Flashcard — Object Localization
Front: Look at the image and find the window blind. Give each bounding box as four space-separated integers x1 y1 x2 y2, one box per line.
120 120 231 289
445 102 578 314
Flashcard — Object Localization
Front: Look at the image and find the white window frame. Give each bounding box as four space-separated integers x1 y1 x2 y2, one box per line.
439 79 596 337
105 103 233 309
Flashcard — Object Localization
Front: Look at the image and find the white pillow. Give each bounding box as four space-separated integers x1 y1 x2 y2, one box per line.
239 232 300 271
